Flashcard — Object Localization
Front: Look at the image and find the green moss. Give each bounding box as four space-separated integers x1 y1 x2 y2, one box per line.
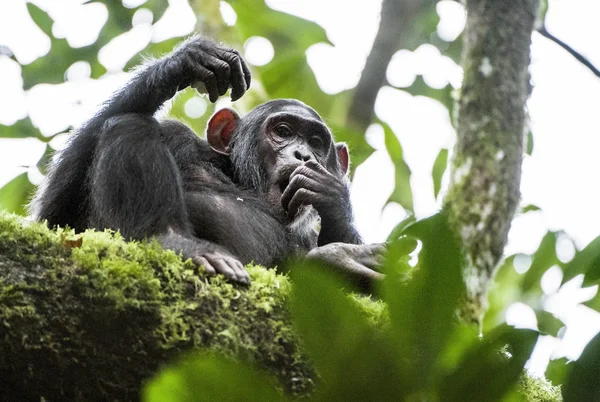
519 374 563 402
0 212 561 401
0 211 311 400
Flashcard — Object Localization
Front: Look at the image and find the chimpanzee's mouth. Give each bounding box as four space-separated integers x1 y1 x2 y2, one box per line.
279 178 290 194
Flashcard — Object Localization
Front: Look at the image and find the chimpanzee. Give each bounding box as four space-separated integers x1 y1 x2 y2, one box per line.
30 36 384 285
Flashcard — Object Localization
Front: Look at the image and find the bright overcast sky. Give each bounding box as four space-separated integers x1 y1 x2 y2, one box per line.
1 0 600 376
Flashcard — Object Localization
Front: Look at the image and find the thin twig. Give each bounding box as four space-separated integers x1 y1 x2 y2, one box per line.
537 25 600 78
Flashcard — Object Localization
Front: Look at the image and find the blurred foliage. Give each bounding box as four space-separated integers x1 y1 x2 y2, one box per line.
144 213 553 401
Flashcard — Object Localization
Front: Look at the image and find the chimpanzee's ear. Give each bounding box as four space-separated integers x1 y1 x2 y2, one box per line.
207 108 240 155
335 142 350 174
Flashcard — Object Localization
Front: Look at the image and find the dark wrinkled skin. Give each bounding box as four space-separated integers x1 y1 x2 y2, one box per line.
31 35 384 286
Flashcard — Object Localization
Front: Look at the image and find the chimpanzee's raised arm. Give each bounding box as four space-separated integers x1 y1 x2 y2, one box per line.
97 36 251 120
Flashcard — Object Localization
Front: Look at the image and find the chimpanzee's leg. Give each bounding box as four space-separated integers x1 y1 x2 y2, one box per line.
88 114 190 239
88 113 249 284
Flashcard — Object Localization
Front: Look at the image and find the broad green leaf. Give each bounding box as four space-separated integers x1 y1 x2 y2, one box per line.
563 331 600 402
439 325 538 402
535 310 565 337
521 232 559 292
381 122 413 213
432 148 448 198
384 212 464 391
0 173 35 215
289 261 405 400
545 357 571 387
400 76 454 111
562 235 600 285
143 353 283 402
259 50 333 116
0 118 44 140
26 2 53 37
584 292 600 312
483 256 523 331
229 0 330 51
329 122 374 177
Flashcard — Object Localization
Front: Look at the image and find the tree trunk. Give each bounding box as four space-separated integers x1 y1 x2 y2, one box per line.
443 0 539 322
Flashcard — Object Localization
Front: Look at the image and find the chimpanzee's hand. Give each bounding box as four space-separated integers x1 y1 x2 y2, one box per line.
192 251 250 285
281 160 351 223
168 36 252 102
306 242 386 283
157 229 250 285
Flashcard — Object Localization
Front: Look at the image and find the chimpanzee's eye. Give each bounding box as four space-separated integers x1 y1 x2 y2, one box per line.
275 124 292 137
308 136 324 149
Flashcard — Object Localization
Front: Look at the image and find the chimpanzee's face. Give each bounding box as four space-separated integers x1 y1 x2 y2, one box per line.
262 106 337 194
208 99 348 220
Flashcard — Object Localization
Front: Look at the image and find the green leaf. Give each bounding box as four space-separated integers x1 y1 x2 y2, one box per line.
535 310 565 337
483 256 523 332
520 204 541 213
562 235 600 285
259 50 333 116
26 2 53 37
521 232 559 292
545 357 571 386
563 331 600 402
329 122 374 177
432 148 449 198
229 0 330 51
380 122 413 213
439 325 539 402
384 212 464 391
400 76 454 111
289 261 405 400
0 118 44 140
526 131 534 155
0 173 35 216
143 353 283 402
386 215 417 242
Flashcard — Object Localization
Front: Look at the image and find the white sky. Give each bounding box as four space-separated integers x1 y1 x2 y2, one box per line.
1 0 600 377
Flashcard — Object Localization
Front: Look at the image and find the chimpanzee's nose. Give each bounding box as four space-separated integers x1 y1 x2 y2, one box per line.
294 150 312 162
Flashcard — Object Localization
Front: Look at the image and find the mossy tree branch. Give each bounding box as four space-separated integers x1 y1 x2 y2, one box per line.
0 213 314 400
443 0 539 321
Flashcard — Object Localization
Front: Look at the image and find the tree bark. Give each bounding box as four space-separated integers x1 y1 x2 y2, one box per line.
443 0 539 322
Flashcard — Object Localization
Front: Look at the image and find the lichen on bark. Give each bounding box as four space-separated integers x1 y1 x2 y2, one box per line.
444 0 539 321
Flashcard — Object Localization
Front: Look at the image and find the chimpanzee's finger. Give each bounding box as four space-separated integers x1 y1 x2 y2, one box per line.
205 254 238 282
341 259 385 281
219 49 248 101
205 55 231 96
225 255 249 285
235 48 252 89
231 259 250 285
193 256 216 276
281 173 321 210
190 64 219 102
287 188 317 218
302 160 330 175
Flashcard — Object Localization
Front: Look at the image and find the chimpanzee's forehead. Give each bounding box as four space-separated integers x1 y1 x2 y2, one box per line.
261 99 322 121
